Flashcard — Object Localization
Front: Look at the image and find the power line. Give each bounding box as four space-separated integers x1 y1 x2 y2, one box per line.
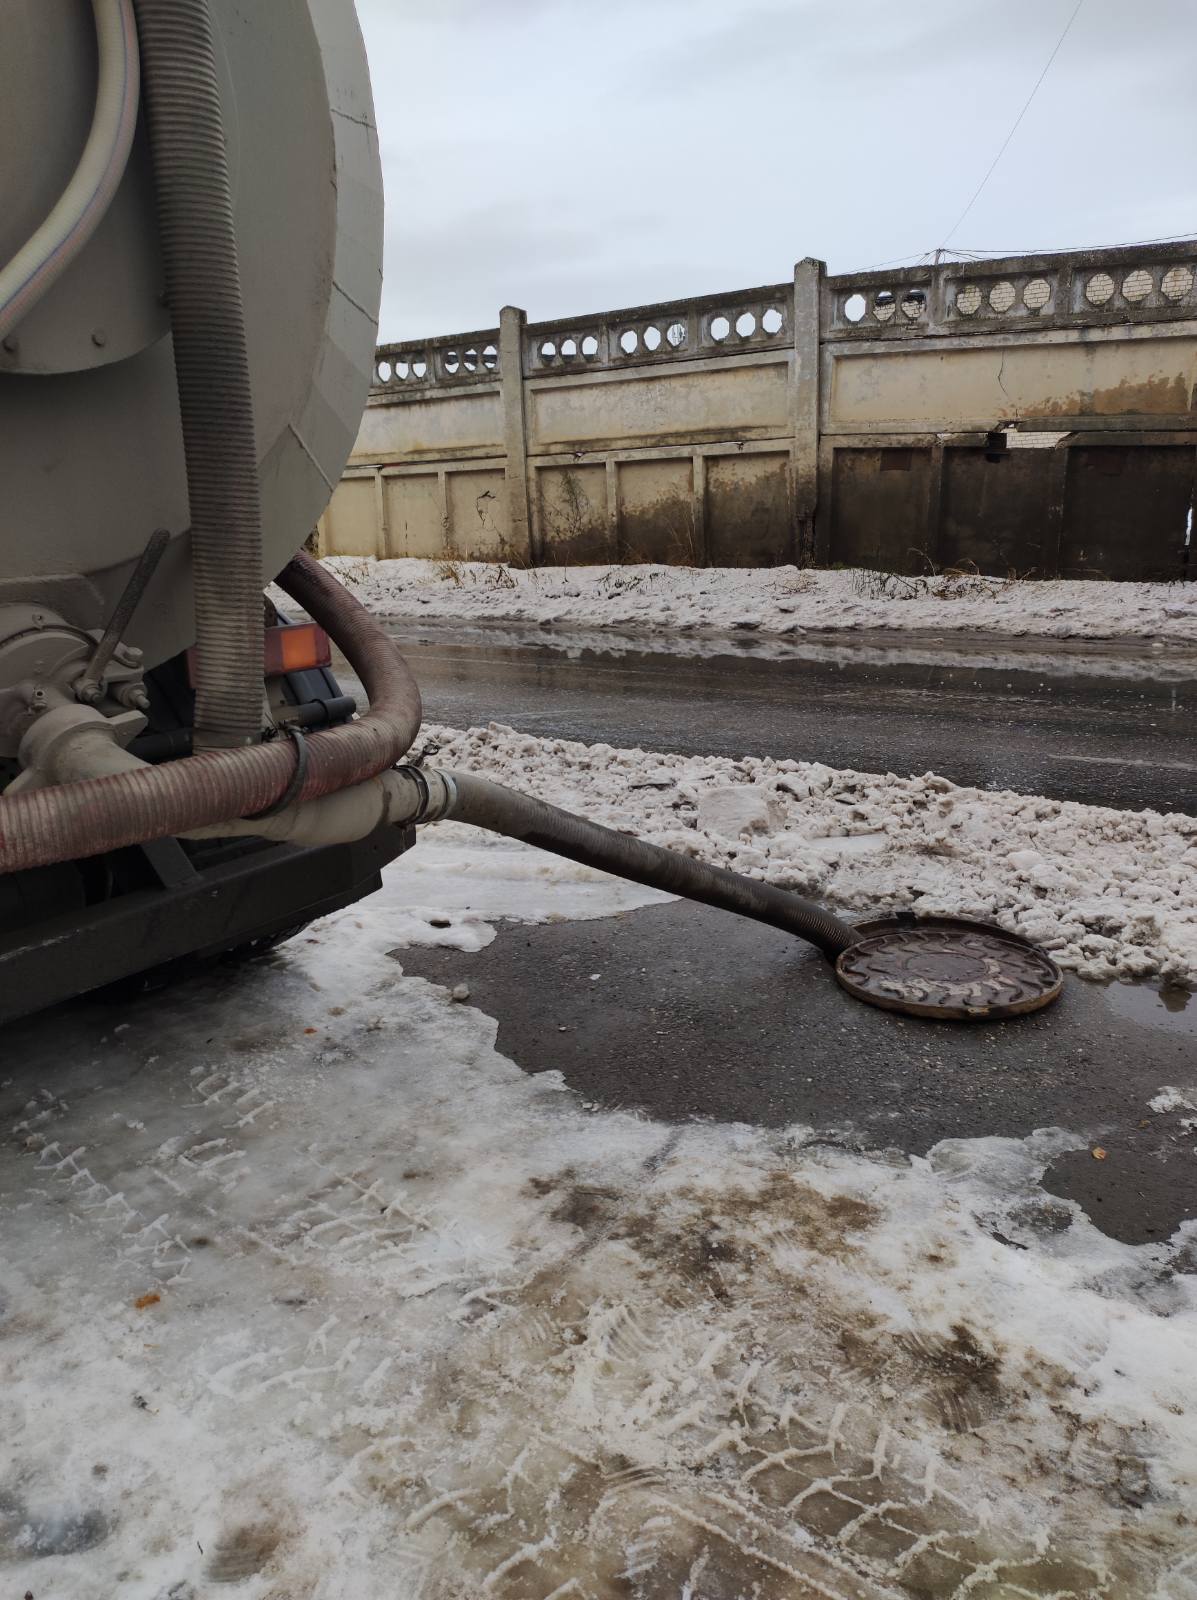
855 249 937 273
848 229 1195 281
938 0 1085 251
949 230 1197 256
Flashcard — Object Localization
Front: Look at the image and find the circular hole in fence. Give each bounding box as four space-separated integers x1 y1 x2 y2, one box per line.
1161 264 1194 301
482 343 498 369
709 314 730 341
988 280 1016 313
1085 271 1115 306
843 292 866 323
873 290 895 322
375 359 391 383
581 333 599 358
900 289 925 319
644 324 662 351
560 336 577 358
735 311 756 337
463 348 478 371
761 306 783 334
1121 269 1152 303
539 339 557 361
956 284 982 316
619 328 639 354
666 320 686 347
412 359 427 380
443 350 460 374
1023 277 1051 311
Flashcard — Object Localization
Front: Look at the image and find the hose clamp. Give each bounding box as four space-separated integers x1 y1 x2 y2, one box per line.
393 763 455 824
245 725 309 819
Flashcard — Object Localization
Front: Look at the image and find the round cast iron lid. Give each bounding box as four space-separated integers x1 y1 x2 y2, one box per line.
835 919 1063 1020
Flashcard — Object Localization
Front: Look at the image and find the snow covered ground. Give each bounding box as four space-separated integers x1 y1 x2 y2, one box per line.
419 721 1197 988
3 727 1196 1597
323 556 1197 644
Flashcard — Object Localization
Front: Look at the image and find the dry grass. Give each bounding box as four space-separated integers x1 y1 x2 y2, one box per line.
850 552 1036 603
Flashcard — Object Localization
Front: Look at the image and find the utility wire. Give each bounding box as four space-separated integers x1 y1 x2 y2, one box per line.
850 228 1194 282
938 0 1085 251
855 249 937 273
949 230 1196 256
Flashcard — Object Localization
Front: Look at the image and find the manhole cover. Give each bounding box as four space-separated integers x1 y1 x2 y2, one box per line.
835 920 1062 1020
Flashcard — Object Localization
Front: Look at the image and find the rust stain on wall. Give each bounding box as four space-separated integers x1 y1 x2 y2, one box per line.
1034 373 1192 418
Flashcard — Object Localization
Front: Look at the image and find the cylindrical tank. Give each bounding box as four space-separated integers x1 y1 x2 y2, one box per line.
0 0 382 668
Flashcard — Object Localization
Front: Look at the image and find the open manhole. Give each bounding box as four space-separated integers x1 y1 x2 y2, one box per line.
836 915 1063 1020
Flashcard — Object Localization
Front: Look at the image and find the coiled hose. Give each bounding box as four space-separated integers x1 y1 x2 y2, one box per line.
0 0 140 342
132 0 262 749
441 770 857 960
0 554 421 873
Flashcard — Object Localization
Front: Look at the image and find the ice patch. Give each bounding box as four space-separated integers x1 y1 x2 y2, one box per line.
696 782 785 840
3 904 1196 1596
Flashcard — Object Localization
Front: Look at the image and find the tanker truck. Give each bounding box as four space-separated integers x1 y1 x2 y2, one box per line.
0 1 1062 1026
0 0 420 1020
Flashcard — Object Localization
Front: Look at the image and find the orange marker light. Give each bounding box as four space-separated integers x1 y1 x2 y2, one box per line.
188 623 333 686
265 622 333 676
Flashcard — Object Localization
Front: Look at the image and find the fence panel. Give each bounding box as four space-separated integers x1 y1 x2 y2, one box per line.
320 243 1197 581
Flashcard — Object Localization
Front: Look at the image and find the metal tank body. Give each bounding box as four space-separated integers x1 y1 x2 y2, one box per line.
0 0 383 669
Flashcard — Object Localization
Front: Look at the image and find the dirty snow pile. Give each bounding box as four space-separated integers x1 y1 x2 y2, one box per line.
3 832 1197 1597
418 720 1197 987
324 555 1197 642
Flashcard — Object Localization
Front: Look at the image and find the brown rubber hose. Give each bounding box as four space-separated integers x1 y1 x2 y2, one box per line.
0 554 421 873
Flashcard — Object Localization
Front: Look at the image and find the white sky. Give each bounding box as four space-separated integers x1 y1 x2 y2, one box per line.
356 0 1196 342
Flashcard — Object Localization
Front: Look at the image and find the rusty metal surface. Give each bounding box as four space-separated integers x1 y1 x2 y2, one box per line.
835 917 1063 1020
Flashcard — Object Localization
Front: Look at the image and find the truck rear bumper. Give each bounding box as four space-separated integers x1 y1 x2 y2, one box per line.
0 825 414 1024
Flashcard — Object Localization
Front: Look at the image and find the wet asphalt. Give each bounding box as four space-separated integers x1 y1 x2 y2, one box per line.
370 619 1197 1246
345 620 1197 814
399 900 1197 1248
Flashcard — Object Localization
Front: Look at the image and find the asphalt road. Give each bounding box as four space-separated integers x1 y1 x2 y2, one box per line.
340 621 1197 814
399 900 1197 1248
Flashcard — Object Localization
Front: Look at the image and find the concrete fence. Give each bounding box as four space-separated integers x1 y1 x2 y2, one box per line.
319 240 1197 581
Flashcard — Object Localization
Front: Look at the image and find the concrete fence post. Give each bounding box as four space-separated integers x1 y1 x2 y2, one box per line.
499 305 534 563
791 257 823 566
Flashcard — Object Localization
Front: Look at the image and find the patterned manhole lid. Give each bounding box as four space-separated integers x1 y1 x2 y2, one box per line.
835 921 1063 1020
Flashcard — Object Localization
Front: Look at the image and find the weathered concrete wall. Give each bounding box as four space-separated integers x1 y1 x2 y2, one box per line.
826 334 1197 428
320 243 1197 580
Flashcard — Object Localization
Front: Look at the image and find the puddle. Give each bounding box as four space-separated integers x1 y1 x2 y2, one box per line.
1103 978 1195 1035
374 617 1197 686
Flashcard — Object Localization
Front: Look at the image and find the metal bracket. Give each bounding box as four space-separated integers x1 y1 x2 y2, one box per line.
138 836 199 888
75 528 170 707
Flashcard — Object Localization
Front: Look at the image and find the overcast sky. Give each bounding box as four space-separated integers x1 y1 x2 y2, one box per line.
356 0 1195 343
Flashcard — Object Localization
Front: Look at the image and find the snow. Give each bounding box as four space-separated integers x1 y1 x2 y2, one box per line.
420 720 1197 987
695 782 786 839
2 821 1196 1597
321 555 1197 644
3 728 1197 1596
1150 1087 1197 1115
